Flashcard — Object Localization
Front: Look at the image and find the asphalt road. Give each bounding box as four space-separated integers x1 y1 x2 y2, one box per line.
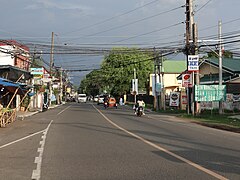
0 102 239 180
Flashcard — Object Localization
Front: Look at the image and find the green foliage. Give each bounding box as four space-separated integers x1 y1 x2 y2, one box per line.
31 56 43 68
207 50 233 58
80 48 154 96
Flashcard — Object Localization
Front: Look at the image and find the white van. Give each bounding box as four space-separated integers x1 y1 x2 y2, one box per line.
78 94 87 103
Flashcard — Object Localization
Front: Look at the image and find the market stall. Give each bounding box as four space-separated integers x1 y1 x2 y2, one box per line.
0 78 29 127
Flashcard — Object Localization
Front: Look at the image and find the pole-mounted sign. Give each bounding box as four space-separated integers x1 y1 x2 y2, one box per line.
188 55 199 71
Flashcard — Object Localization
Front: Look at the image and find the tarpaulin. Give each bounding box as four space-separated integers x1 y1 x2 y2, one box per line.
0 78 25 95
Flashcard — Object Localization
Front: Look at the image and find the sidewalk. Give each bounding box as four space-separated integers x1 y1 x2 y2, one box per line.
16 110 39 118
16 104 62 118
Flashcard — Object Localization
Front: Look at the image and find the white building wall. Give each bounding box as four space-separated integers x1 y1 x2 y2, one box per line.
0 45 14 66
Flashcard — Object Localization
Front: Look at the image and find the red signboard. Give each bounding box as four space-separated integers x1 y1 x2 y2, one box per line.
182 73 192 87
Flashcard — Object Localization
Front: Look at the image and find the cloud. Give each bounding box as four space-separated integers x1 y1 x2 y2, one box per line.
24 0 94 15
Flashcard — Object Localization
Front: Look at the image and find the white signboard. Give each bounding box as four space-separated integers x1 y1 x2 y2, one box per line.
169 92 180 107
182 73 192 87
188 55 199 71
132 79 138 95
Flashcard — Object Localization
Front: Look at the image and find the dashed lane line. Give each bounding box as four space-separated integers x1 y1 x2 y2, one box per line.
32 120 53 180
57 105 71 115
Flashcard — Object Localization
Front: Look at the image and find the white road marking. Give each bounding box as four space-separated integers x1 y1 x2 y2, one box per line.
57 106 71 115
32 120 53 180
0 130 45 149
93 105 228 180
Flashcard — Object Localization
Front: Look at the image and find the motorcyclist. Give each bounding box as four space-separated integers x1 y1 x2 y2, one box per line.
103 95 109 108
134 99 145 115
137 99 145 115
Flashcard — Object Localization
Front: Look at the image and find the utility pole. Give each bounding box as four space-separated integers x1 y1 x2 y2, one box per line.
218 20 223 114
186 0 191 114
157 54 162 110
60 67 63 104
193 23 200 115
50 32 54 76
185 0 194 115
133 68 137 104
161 55 166 110
154 48 159 111
49 32 54 107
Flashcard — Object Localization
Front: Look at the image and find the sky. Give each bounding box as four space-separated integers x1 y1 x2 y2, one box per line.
0 0 240 85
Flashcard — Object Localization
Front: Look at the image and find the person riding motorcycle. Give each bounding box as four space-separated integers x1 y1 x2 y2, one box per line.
103 95 109 108
134 99 145 115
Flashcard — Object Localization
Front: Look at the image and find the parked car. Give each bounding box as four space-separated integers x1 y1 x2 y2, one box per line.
78 94 87 103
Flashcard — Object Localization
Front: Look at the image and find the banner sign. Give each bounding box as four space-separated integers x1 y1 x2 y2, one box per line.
30 68 44 75
188 55 199 71
195 85 226 102
170 92 180 107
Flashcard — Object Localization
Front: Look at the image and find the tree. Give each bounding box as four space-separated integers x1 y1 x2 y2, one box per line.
80 48 154 97
207 50 233 58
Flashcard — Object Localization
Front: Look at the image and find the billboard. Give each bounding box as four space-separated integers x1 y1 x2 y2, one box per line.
195 85 226 102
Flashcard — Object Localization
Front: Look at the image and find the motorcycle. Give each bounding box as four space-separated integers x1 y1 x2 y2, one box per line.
136 106 143 117
104 101 108 109
42 103 48 112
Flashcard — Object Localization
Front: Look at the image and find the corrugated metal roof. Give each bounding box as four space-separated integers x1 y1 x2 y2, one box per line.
162 60 186 73
205 58 240 72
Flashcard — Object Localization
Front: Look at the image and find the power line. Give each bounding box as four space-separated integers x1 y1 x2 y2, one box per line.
195 0 213 14
77 5 184 39
61 0 161 35
113 22 184 43
199 17 240 32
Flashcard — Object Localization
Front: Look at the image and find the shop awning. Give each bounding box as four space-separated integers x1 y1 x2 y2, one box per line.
0 78 25 95
0 65 32 81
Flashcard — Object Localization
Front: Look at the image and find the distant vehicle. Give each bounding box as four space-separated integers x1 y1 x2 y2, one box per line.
78 94 87 103
106 97 117 109
94 95 99 102
97 94 105 105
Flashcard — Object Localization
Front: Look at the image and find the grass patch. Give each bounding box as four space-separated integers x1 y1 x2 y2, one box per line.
181 111 240 128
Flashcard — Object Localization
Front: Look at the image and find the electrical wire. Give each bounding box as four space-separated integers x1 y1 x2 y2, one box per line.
112 21 184 43
61 0 161 35
81 5 184 37
195 0 213 14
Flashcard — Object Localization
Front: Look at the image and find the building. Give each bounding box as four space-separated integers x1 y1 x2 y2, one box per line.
161 60 187 94
0 40 32 113
0 40 30 71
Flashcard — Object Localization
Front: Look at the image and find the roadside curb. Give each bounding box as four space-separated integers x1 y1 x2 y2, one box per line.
16 103 64 118
17 111 39 118
192 121 240 133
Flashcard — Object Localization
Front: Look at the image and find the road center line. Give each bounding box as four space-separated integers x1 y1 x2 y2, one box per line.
57 105 71 115
93 105 228 180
